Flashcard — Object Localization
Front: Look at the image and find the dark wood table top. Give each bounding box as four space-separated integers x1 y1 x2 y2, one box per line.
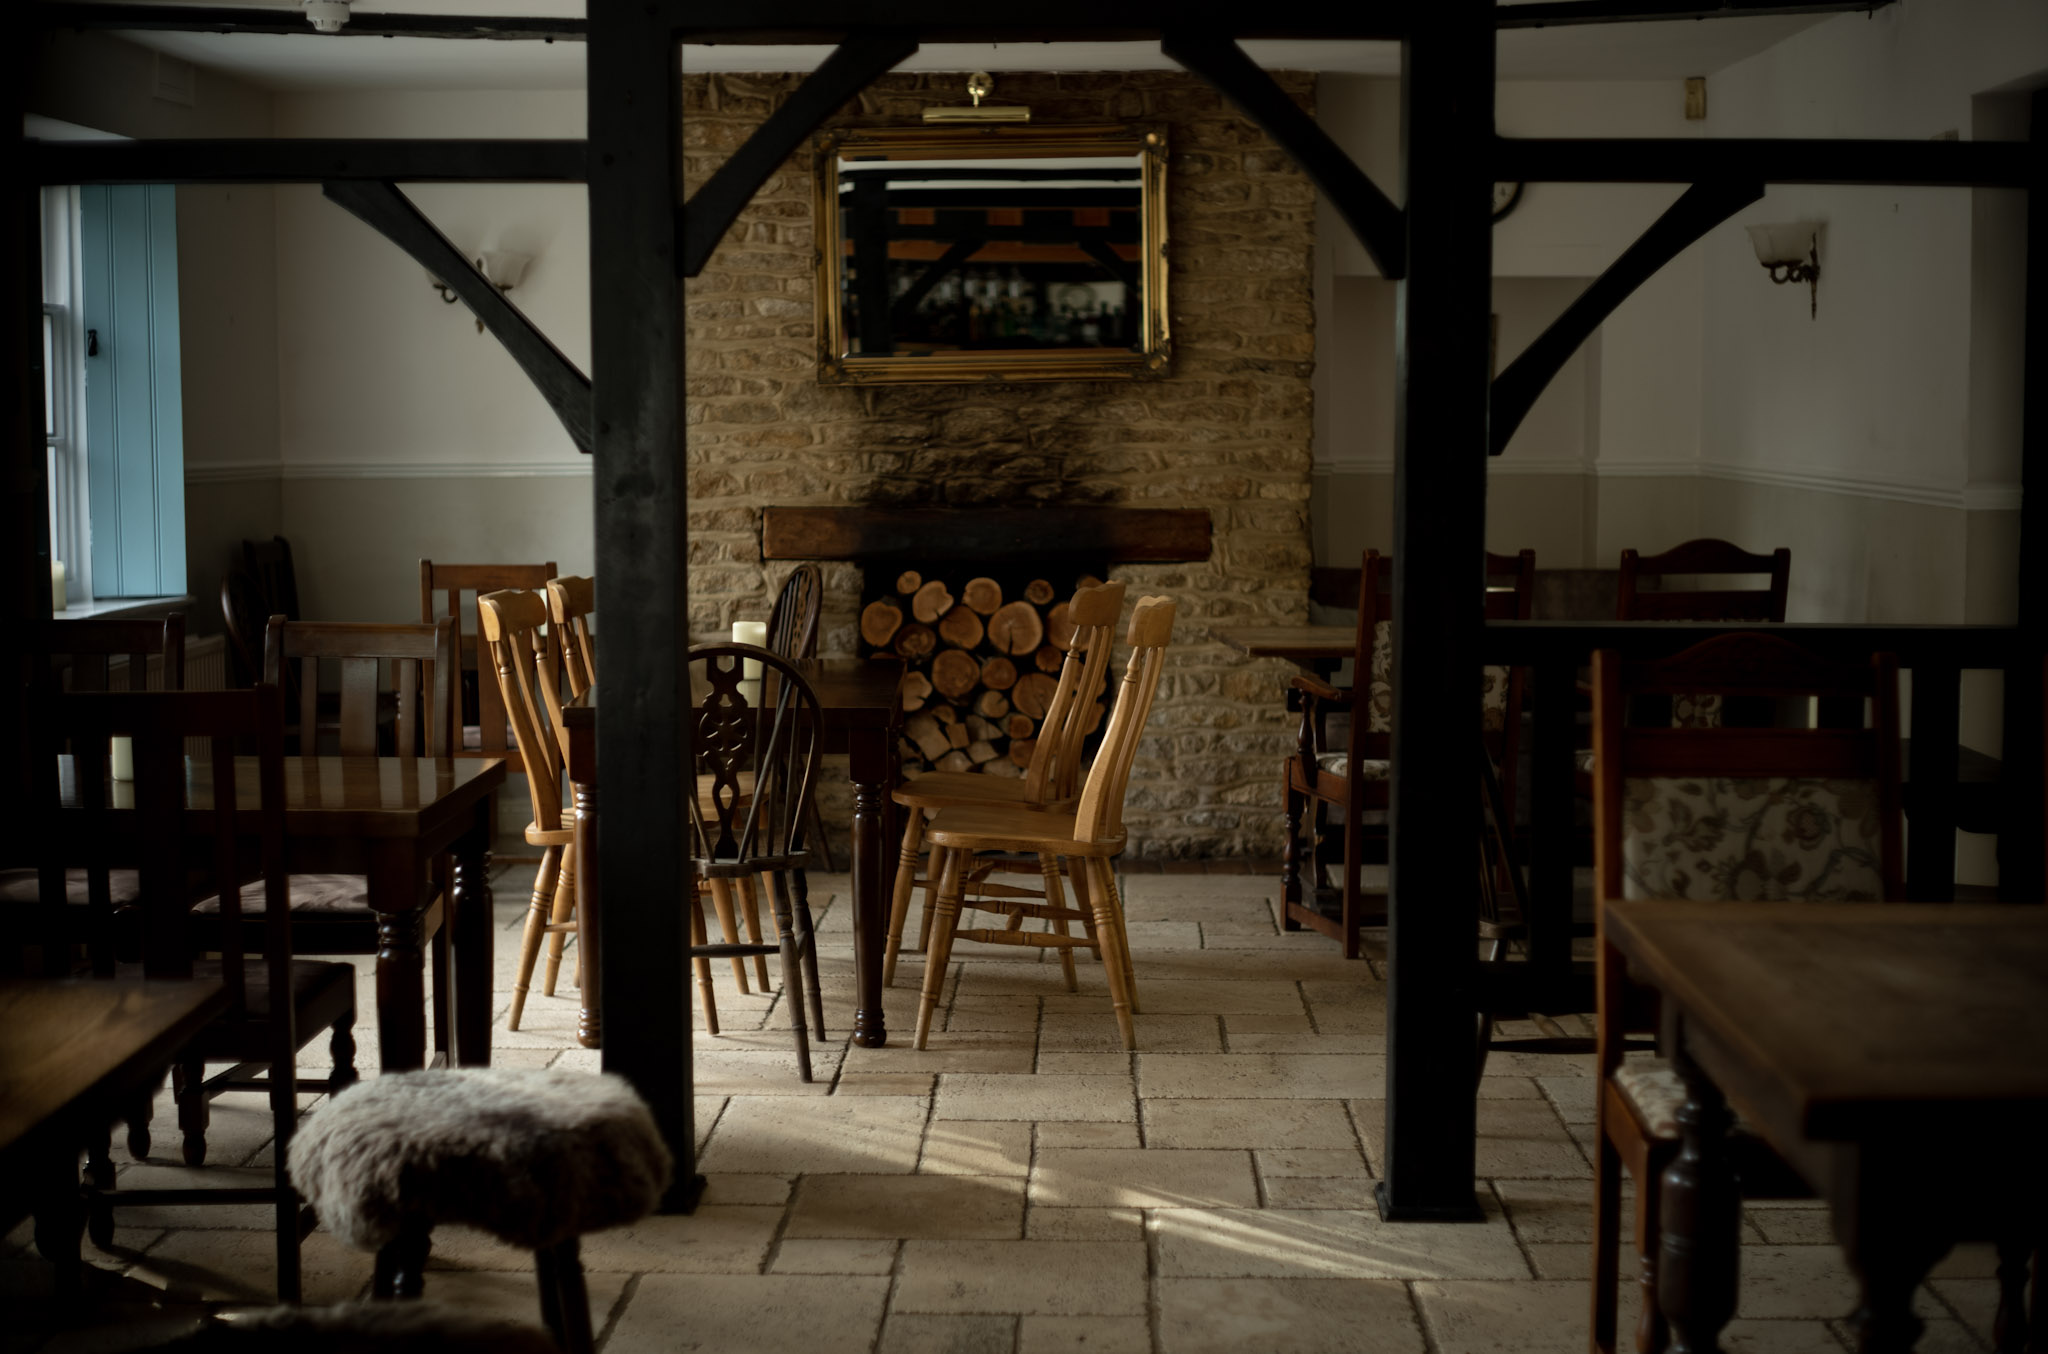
1603 901 2048 1141
563 657 905 731
57 755 506 839
0 977 228 1191
1212 626 1353 662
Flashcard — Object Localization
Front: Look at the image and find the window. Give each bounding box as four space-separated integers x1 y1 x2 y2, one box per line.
42 181 187 604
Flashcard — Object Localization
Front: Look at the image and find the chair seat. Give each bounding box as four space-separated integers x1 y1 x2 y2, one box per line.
184 956 358 1023
924 804 1124 857
1612 1056 1751 1139
194 874 371 915
288 1068 672 1252
0 866 142 906
894 772 1073 812
1314 753 1390 781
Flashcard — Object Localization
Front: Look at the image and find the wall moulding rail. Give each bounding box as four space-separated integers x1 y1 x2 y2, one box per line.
1495 137 2029 188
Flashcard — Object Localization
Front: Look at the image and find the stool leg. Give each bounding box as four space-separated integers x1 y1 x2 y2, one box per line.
537 1238 595 1354
373 1221 433 1299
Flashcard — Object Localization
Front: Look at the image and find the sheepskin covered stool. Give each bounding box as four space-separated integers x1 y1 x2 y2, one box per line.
153 1301 559 1353
288 1069 672 1354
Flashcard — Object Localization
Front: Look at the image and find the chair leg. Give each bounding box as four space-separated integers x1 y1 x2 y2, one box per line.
174 1056 209 1167
885 809 926 987
1041 853 1078 993
1280 769 1305 932
914 848 966 1050
689 890 719 1036
537 1238 595 1354
543 841 579 998
1341 797 1364 961
1592 1115 1625 1354
124 1093 152 1161
330 1005 360 1093
372 1221 433 1299
738 874 773 992
804 796 837 873
1635 1144 1672 1354
793 868 826 1041
1993 1240 2032 1354
768 871 813 1082
1094 861 1139 1014
1082 857 1137 1050
509 844 564 1031
707 877 751 994
270 1060 303 1304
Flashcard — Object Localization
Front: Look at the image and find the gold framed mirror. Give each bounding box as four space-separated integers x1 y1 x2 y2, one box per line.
813 124 1170 385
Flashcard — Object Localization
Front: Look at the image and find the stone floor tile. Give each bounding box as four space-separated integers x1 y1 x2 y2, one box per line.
839 1072 939 1096
1041 1012 1219 1053
127 1229 372 1305
103 1165 281 1231
1221 1011 1315 1036
1029 1148 1258 1209
1745 1205 1833 1246
1479 1076 1543 1099
1354 1098 1589 1179
1036 1121 1141 1150
693 1048 841 1095
1224 1029 1380 1053
1142 1098 1355 1149
771 1238 898 1275
1143 1053 1384 1100
842 1030 1036 1074
1019 1314 1151 1353
1121 922 1204 950
1154 1204 1527 1280
1255 1147 1371 1178
1721 1319 1858 1354
937 1074 1135 1122
951 962 1087 1000
1495 1178 1600 1244
576 1207 784 1273
1874 1319 1978 1354
1025 1207 1144 1241
786 1175 1025 1241
1259 1176 1378 1209
894 1240 1147 1316
698 1174 794 1206
1045 979 1304 1016
606 1273 888 1353
1306 1006 1389 1037
1036 1052 1135 1076
1930 1277 1999 1346
1928 1242 1998 1280
1128 951 1367 984
877 1313 1018 1354
1537 1076 1597 1124
1155 1276 1423 1354
942 994 1043 1033
1525 1242 1590 1279
921 1120 1033 1176
1737 1246 1943 1321
698 1094 928 1174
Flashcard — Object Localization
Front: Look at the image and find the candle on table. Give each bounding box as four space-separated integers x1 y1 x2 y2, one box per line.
110 736 134 782
731 620 768 679
51 560 66 612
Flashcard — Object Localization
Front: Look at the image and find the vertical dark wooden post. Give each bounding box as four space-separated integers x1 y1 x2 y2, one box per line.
1907 664 1960 901
2000 89 2047 904
1377 0 1494 1222
588 6 700 1209
7 37 53 825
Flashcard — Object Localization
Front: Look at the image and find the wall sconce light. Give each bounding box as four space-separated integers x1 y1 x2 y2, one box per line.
427 250 533 333
1746 221 1821 319
923 72 1031 123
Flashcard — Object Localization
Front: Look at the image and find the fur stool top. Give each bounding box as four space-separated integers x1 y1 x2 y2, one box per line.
151 1300 560 1353
288 1068 673 1253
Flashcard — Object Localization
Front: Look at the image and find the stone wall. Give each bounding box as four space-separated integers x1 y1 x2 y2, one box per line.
682 69 1316 858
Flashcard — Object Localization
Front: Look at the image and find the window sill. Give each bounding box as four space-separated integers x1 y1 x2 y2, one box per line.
53 594 193 621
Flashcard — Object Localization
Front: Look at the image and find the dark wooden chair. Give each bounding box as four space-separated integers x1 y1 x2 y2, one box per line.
1281 549 1535 958
1590 631 1901 1354
765 564 834 870
33 686 357 1302
1616 537 1789 623
242 537 303 627
688 642 828 1078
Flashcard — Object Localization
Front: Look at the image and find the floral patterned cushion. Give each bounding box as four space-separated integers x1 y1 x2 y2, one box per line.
1316 754 1389 781
1612 1056 1753 1138
1366 620 1393 733
1620 776 1884 901
1672 693 1724 729
1480 665 1511 732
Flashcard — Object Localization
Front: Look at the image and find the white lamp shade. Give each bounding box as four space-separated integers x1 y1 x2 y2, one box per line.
1747 222 1819 266
479 250 532 289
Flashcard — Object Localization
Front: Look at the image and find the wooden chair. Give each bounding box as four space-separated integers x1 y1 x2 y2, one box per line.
421 560 558 814
765 564 833 871
685 643 829 1078
1616 538 1789 623
243 536 303 627
914 596 1175 1051
1280 549 1535 958
35 686 357 1302
546 575 597 699
1589 631 1902 1354
883 579 1127 988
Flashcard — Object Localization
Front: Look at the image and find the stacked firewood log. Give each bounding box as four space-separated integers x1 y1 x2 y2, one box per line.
862 570 1106 777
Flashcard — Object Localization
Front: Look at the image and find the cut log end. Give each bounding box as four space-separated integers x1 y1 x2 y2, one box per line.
1045 602 1076 650
937 605 985 650
861 599 904 648
1008 737 1037 768
1006 713 1036 740
1013 671 1059 719
980 656 1018 691
931 649 980 701
935 750 974 774
988 600 1045 656
1024 579 1056 605
962 577 1003 615
912 579 955 624
974 689 1011 721
894 623 936 661
1035 645 1064 673
896 570 923 594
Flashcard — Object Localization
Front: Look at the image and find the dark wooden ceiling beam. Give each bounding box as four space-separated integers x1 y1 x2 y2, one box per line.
1495 0 1891 25
1161 31 1406 278
321 180 593 454
1497 136 2028 188
1490 178 1761 456
29 2 586 39
679 35 917 279
26 139 587 185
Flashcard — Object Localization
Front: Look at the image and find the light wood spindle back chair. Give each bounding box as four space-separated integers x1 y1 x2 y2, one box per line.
883 579 1127 989
1589 631 1901 1354
914 596 1176 1051
546 575 597 699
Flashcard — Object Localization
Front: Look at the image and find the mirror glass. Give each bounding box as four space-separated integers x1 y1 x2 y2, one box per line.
814 125 1169 384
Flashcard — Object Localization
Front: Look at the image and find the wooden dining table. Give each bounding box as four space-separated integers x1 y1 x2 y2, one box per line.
56 755 505 1072
1603 900 2048 1354
561 656 904 1049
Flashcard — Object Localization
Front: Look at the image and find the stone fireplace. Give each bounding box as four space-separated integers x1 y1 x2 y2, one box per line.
682 69 1317 857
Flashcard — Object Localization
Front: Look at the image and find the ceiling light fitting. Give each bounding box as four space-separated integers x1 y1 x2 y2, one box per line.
1747 221 1822 320
301 0 351 33
923 72 1031 124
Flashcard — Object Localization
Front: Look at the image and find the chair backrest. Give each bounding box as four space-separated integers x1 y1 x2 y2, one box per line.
546 575 598 699
422 560 557 770
1616 538 1790 622
262 618 456 758
765 564 822 661
32 614 185 694
1072 596 1176 847
687 643 823 877
1346 548 1533 749
242 536 302 625
220 569 267 689
1022 579 1127 806
1591 631 1903 905
476 590 564 833
40 689 290 1022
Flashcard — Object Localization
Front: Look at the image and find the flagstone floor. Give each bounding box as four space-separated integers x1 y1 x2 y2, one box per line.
5 861 2003 1353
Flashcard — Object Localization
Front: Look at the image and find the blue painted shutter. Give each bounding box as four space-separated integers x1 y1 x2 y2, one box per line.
80 184 186 597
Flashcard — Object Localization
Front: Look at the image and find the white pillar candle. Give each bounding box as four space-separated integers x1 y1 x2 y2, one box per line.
731 620 768 679
51 560 66 612
110 736 134 782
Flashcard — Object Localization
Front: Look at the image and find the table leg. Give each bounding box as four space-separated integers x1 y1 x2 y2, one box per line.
1658 1022 1739 1354
1834 1148 1951 1354
848 725 890 1048
452 813 495 1066
574 780 602 1050
372 840 430 1072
